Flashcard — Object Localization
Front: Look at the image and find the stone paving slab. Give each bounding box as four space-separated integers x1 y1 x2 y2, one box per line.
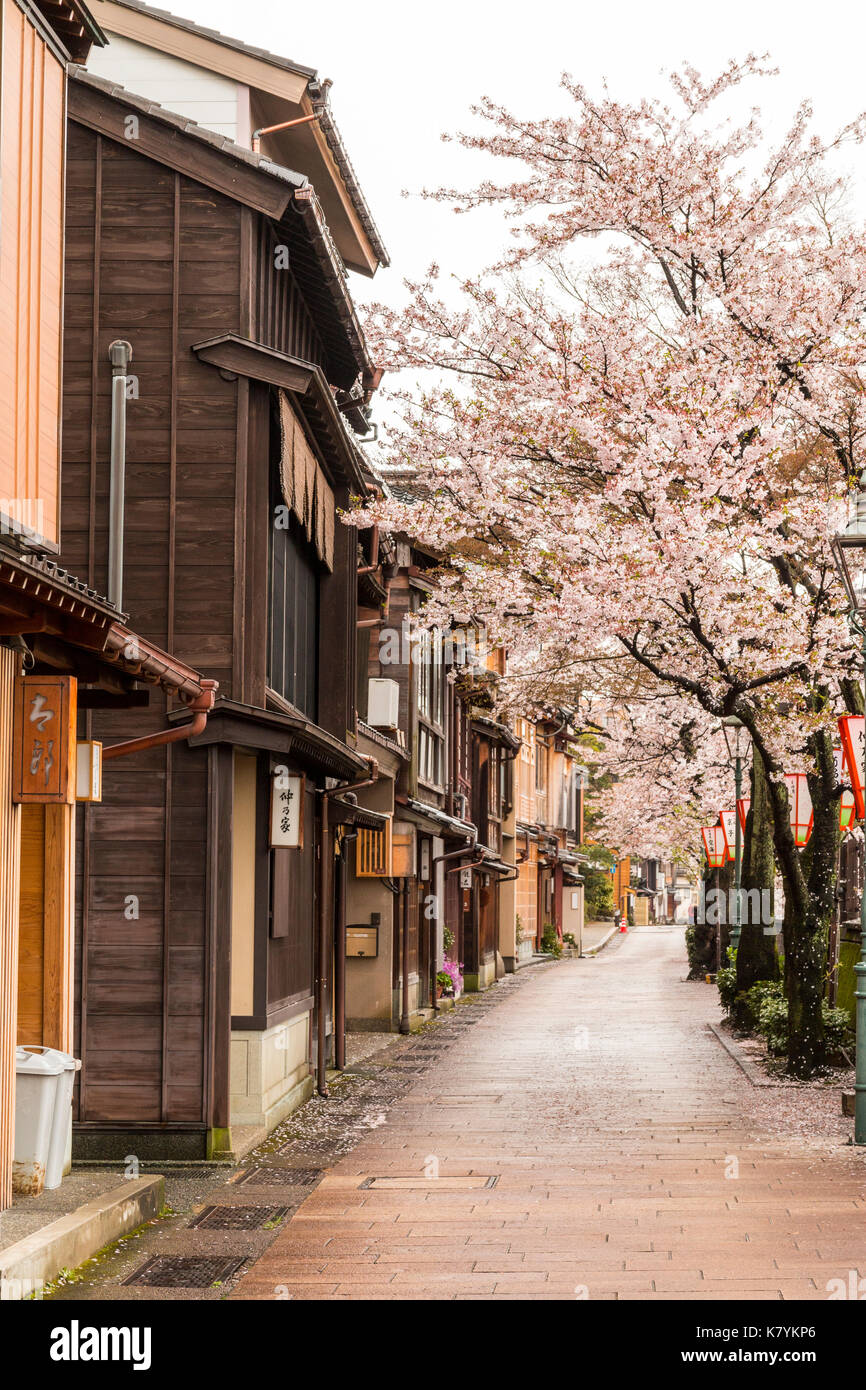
232 925 866 1301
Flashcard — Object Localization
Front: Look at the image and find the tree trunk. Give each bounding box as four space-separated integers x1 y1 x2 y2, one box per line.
774 728 838 1078
731 746 779 1027
688 864 718 977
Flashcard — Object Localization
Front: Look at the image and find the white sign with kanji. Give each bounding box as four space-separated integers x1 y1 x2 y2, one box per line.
270 765 304 848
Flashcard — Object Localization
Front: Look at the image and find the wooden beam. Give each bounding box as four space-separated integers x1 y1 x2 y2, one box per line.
41 803 75 1052
77 689 151 709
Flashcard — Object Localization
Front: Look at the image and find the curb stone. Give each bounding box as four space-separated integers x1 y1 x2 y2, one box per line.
0 1176 164 1298
706 1021 785 1087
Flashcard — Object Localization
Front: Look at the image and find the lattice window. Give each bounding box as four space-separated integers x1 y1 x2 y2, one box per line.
356 817 393 877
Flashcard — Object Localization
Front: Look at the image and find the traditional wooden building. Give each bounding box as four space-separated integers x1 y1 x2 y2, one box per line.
0 0 222 1212
345 502 524 1028
60 66 386 1159
514 714 587 957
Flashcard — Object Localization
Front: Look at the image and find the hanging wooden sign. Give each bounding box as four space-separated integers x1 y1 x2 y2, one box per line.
12 676 77 803
838 715 865 820
270 765 304 848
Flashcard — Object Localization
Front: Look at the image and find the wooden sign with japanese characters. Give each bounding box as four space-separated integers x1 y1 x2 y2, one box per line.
269 766 304 848
12 675 77 803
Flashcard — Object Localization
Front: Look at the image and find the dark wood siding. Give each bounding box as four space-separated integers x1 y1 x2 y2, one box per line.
63 120 243 1130
253 219 324 365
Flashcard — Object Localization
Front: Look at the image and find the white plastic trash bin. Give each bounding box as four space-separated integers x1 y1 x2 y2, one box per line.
39 1047 81 1189
13 1047 63 1196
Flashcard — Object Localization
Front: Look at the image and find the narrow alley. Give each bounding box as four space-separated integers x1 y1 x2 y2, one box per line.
229 927 864 1301
47 925 863 1304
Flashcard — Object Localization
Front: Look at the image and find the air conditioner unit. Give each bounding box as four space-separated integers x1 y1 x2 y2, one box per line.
368 678 399 729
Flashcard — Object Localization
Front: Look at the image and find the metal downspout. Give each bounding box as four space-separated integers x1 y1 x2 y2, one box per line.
108 340 132 610
400 878 410 1034
317 758 379 1097
431 833 479 1013
334 829 356 1071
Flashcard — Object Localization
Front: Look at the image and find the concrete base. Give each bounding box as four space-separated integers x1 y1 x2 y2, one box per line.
73 1128 210 1161
0 1176 163 1300
230 1012 312 1131
346 1016 394 1032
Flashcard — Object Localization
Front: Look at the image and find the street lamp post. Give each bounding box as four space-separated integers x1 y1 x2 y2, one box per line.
831 473 866 1145
721 716 751 958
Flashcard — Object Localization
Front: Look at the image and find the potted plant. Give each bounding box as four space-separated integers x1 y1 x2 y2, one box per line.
437 958 464 999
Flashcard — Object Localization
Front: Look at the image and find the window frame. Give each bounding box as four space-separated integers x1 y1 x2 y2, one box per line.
416 627 446 792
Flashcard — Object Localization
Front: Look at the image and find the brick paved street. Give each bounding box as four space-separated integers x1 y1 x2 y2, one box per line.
233 926 866 1301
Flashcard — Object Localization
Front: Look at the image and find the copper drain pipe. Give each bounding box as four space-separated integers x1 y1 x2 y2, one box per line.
251 111 320 153
102 681 218 760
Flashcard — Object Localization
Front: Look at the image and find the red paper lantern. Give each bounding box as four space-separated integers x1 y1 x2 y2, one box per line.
737 797 750 833
701 824 726 868
838 715 865 821
783 773 813 848
834 748 856 834
719 810 737 862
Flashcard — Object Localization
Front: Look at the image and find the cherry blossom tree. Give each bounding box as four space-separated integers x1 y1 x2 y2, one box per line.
359 57 866 1075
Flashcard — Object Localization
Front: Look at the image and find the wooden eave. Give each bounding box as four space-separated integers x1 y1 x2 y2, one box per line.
67 73 295 221
183 696 369 779
469 713 521 751
190 335 314 393
358 568 387 608
280 189 372 388
190 333 369 495
0 554 118 649
328 800 387 831
0 554 211 701
33 0 106 59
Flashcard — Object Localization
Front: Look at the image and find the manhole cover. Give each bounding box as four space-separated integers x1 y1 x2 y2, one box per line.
236 1167 323 1186
190 1205 289 1230
359 1174 498 1191
123 1256 244 1288
433 1096 500 1107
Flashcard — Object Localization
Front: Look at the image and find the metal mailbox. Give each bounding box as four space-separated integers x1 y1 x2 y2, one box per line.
346 926 378 958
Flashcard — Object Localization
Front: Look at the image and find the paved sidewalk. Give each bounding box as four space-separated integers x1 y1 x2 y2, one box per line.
233 926 866 1301
581 919 621 954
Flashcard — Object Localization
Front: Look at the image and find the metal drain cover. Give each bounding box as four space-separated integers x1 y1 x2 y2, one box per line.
433 1096 501 1107
359 1174 498 1191
190 1205 288 1230
123 1256 244 1288
236 1166 323 1186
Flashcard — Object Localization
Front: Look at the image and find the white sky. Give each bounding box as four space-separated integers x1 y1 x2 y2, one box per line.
175 0 866 314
